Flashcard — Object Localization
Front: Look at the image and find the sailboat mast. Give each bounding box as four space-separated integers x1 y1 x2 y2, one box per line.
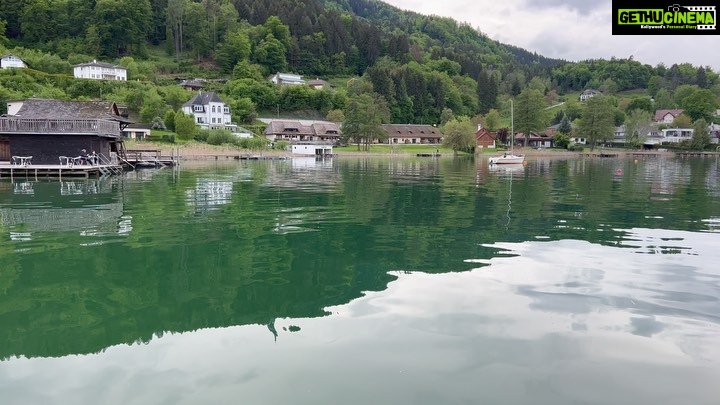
510 99 514 154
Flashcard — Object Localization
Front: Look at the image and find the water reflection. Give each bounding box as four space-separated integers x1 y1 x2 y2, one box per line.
0 179 128 241
1 228 717 405
0 157 719 405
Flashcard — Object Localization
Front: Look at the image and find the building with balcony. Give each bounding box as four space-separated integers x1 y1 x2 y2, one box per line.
73 60 127 81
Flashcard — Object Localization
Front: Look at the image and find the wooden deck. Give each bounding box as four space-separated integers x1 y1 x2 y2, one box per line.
676 151 719 158
0 163 124 178
125 149 178 167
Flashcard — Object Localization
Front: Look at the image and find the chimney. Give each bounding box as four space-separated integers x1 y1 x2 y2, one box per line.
477 124 482 131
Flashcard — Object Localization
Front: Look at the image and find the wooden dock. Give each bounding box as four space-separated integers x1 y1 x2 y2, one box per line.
676 151 719 158
234 155 290 160
124 149 178 167
580 153 619 158
0 163 123 178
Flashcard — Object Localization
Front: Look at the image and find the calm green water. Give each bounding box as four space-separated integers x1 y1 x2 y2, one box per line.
1 156 719 404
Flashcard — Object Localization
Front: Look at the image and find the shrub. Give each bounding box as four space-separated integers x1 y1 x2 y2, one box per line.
206 129 236 145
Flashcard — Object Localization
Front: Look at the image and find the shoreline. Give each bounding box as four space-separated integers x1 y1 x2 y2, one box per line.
130 142 706 160
159 147 680 160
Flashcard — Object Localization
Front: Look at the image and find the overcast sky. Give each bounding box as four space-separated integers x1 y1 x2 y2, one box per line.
382 0 720 72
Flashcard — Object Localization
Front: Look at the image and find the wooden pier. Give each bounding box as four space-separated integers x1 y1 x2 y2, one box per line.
234 155 291 160
0 163 124 178
124 149 178 168
676 151 719 158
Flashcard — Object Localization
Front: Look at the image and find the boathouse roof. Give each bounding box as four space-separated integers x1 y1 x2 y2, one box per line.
10 98 131 122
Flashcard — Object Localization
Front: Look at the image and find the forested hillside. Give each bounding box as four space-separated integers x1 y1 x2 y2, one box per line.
1 0 718 137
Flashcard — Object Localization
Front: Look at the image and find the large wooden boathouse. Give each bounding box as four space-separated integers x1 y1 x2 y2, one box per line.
0 98 130 177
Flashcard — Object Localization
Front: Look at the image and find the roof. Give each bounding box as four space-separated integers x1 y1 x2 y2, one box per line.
182 91 225 107
179 79 204 89
11 98 129 121
475 127 496 141
515 132 549 140
270 72 305 84
264 120 314 135
654 109 684 121
382 124 443 138
74 60 126 70
582 89 602 94
307 78 329 86
311 122 341 135
1 54 24 60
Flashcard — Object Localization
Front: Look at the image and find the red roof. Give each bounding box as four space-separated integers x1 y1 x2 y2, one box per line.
654 109 684 121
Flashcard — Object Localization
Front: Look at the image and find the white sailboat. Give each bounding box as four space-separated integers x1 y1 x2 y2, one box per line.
489 99 525 165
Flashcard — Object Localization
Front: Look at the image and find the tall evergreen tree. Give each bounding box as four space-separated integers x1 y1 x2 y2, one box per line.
477 70 497 114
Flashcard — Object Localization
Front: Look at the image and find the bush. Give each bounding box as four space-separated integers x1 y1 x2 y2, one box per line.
146 133 175 143
205 129 236 145
273 140 290 150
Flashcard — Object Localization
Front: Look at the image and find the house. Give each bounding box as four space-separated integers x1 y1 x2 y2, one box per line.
307 78 329 90
382 124 443 144
268 72 305 86
123 123 152 140
474 127 496 149
178 79 204 91
661 128 693 143
709 123 720 144
73 60 127 81
291 143 333 157
514 132 554 148
181 91 237 132
310 122 341 143
0 98 130 164
579 89 602 102
0 54 27 69
614 126 625 140
654 109 684 124
263 120 341 143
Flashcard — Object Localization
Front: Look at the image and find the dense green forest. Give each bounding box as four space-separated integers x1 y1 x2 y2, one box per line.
1 0 719 144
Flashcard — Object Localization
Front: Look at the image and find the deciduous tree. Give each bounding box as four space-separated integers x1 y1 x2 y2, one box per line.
691 118 711 150
174 110 197 140
483 109 502 132
576 96 615 150
681 89 718 122
442 116 476 156
624 109 653 149
342 93 388 150
514 88 546 147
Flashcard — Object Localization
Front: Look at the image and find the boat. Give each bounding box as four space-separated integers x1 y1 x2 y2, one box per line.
489 99 525 165
488 153 524 165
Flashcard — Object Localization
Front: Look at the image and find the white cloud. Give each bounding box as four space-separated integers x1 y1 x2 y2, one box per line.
382 0 720 71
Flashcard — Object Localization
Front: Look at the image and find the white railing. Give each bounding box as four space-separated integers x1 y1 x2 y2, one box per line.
0 118 121 136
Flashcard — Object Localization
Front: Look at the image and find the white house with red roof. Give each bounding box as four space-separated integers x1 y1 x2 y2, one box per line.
654 109 684 124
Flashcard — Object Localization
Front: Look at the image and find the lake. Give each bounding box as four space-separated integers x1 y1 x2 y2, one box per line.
1 155 718 405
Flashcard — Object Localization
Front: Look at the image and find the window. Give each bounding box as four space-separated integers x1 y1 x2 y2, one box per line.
212 106 216 113
223 107 230 114
194 105 202 112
